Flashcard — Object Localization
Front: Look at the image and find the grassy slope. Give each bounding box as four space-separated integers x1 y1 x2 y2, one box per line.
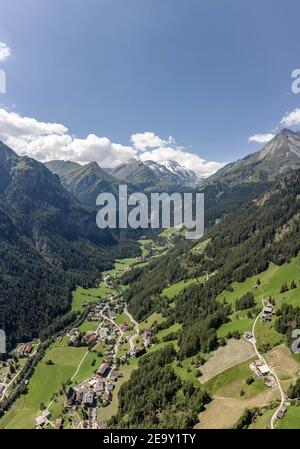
217 254 300 339
276 405 300 429
161 276 206 299
0 338 90 429
203 359 267 399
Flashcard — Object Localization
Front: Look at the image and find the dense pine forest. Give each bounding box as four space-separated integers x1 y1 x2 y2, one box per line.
109 345 211 428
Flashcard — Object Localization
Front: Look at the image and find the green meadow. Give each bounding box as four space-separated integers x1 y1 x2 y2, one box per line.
155 322 182 341
0 338 90 429
71 284 112 312
161 275 206 299
217 317 254 338
217 254 300 339
203 359 266 399
217 254 300 307
276 405 300 429
172 356 199 385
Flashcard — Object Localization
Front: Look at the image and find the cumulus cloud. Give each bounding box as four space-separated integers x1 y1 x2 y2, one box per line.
131 131 224 176
0 42 11 62
248 133 275 144
0 108 67 142
0 108 224 177
131 131 176 151
280 108 300 127
67 135 137 168
140 146 224 178
0 108 137 167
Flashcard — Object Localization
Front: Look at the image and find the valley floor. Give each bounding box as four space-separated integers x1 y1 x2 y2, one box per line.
1 235 300 429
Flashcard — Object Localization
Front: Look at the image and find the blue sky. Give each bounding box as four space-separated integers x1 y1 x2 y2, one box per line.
1 0 300 175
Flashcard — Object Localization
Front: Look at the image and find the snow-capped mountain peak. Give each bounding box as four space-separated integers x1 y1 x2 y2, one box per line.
143 159 200 185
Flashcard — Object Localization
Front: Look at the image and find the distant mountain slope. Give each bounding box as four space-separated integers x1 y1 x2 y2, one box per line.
0 142 138 348
195 129 300 226
111 158 166 190
45 160 123 206
206 129 300 185
145 159 200 186
124 169 300 358
111 158 200 191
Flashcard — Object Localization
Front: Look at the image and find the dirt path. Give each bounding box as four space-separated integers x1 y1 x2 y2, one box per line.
251 297 285 429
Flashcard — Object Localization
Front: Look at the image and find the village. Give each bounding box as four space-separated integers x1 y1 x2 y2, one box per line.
34 274 154 429
0 236 176 430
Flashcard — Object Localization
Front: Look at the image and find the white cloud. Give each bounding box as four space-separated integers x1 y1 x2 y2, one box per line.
140 146 224 178
131 132 174 151
0 108 137 168
0 108 67 142
67 135 137 168
0 108 224 177
248 133 275 144
131 131 224 177
280 108 300 127
0 42 11 62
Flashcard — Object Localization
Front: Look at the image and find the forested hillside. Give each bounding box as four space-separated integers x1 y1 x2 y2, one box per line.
109 345 211 428
125 170 300 359
0 142 139 348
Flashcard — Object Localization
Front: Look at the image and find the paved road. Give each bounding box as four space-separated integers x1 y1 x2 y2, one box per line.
0 346 38 401
100 310 124 359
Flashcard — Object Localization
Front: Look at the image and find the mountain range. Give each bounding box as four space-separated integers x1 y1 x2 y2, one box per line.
111 158 200 189
46 157 201 206
0 142 138 348
1 128 300 348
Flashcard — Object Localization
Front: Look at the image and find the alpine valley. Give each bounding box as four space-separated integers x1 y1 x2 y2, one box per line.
1 129 300 430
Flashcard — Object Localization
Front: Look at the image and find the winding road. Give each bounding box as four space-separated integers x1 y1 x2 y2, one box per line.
124 307 140 352
251 296 285 429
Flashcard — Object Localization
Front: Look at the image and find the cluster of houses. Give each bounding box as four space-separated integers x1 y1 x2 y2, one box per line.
136 255 147 263
68 328 80 346
261 302 274 322
35 409 63 429
68 294 124 348
64 362 124 412
18 343 33 358
142 329 153 348
68 325 120 348
250 359 278 388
